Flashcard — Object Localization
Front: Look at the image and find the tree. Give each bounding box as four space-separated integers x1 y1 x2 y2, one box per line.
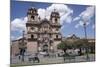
75 39 91 60
58 40 77 53
57 41 68 54
74 39 87 55
57 40 76 53
88 42 95 53
74 41 82 55
66 41 74 49
57 41 72 62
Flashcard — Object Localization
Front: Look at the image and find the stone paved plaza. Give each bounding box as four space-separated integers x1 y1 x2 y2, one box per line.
11 54 95 66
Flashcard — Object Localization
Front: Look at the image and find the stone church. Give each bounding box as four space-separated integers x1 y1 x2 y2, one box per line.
25 7 62 54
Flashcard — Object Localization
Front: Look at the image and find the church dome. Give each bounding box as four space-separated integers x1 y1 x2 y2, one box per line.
51 11 59 15
41 18 49 22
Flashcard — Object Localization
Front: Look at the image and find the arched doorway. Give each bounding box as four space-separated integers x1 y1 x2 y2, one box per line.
43 44 48 52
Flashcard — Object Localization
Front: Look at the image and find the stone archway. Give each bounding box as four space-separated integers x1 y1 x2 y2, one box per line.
43 44 48 52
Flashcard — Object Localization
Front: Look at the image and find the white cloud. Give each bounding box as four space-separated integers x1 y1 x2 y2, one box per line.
11 17 27 32
11 17 27 40
73 17 80 21
79 6 95 21
92 24 95 29
11 36 16 40
60 14 72 24
75 24 80 28
37 4 73 25
75 21 84 28
75 21 89 28
46 4 73 16
74 6 95 28
38 8 46 19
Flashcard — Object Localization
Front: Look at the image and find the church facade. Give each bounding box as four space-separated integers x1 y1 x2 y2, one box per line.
26 7 62 54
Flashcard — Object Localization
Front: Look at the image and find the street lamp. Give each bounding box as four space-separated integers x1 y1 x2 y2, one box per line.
19 31 27 62
83 20 89 61
83 21 87 39
10 45 12 64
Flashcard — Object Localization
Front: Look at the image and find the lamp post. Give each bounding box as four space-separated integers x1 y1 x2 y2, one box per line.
19 31 26 62
83 22 87 39
10 45 12 64
22 31 25 62
83 21 89 61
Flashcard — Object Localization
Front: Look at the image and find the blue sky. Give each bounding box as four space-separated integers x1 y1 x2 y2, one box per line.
11 1 95 40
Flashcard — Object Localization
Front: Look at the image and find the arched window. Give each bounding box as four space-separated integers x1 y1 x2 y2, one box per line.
56 35 58 38
31 35 34 39
31 16 35 20
43 44 48 52
55 18 57 22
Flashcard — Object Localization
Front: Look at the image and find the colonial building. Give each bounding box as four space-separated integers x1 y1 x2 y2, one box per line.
66 34 95 43
26 7 62 54
11 36 27 57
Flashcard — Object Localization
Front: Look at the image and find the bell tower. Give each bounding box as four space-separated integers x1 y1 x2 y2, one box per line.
27 7 38 22
50 9 62 52
26 7 39 54
50 9 60 24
